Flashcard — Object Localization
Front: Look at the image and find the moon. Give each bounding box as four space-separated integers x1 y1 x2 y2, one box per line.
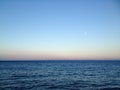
84 32 87 36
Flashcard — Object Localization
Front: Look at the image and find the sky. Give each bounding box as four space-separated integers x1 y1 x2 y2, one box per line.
0 0 120 60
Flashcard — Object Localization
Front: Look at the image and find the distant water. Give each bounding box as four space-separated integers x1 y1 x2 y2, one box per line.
0 60 120 90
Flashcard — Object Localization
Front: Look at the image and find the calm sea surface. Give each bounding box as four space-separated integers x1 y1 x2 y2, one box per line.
0 60 120 90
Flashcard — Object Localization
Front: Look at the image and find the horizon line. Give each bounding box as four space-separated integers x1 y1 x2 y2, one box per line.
0 59 120 61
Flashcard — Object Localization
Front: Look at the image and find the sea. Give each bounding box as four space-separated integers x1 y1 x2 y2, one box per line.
0 60 120 90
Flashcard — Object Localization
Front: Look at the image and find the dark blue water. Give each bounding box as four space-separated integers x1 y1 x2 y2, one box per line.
0 60 120 90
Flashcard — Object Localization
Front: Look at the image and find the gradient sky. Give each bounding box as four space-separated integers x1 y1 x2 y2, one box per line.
0 0 120 60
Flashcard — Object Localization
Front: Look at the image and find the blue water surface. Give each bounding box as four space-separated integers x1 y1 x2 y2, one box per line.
0 60 120 90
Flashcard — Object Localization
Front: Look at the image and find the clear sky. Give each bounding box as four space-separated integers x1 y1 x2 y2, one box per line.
0 0 120 60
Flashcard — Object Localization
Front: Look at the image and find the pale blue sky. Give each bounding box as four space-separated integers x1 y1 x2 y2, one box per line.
0 0 120 60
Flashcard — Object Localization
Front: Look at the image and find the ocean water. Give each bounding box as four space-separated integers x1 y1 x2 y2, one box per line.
0 60 120 90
